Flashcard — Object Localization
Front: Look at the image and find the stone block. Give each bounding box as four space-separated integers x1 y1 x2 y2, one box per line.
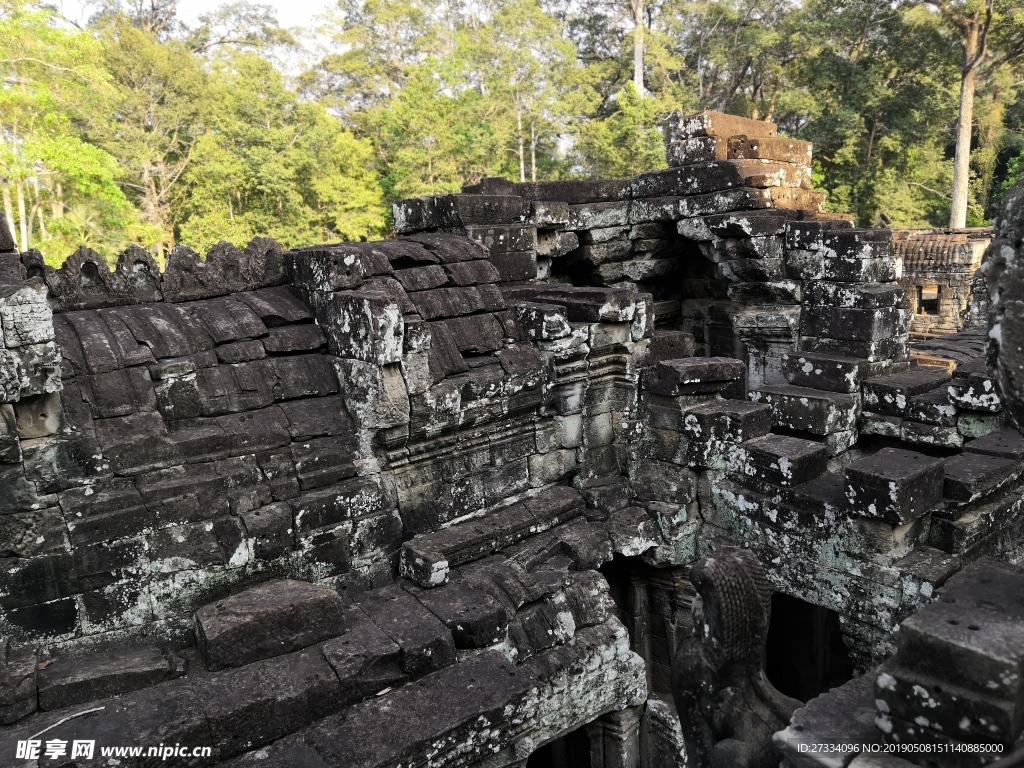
203 646 343 758
781 351 869 394
0 645 37 724
314 290 403 364
356 585 457 678
897 561 1024 707
683 399 772 442
964 428 1024 460
407 580 508 648
748 384 859 435
320 606 407 704
489 250 537 281
38 646 179 711
845 448 944 523
943 452 1021 503
801 306 902 342
195 579 347 670
667 110 778 141
641 357 745 396
728 135 813 163
735 434 829 487
665 135 727 166
803 280 904 309
863 367 953 417
908 387 958 426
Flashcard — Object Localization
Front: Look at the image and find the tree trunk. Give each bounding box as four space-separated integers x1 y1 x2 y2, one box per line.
631 0 645 95
16 181 28 251
517 105 526 183
1 182 15 245
950 43 979 228
530 121 537 183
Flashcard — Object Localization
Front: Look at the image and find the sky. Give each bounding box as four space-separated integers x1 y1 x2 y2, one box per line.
55 0 333 32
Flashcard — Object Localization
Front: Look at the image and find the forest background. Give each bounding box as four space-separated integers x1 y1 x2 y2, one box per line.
2 0 1024 264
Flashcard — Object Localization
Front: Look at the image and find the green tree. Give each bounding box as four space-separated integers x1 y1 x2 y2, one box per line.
574 82 667 177
0 0 149 262
88 17 211 255
172 51 385 251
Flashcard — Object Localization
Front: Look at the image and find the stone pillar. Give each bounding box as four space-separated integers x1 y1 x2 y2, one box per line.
596 706 643 768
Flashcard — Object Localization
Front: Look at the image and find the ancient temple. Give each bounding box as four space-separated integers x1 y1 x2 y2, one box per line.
1 111 1023 768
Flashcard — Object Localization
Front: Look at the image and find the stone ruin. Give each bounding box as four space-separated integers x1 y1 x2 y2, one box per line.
892 228 993 340
0 110 1023 767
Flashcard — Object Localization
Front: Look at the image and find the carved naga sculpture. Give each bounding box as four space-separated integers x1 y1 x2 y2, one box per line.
672 546 801 768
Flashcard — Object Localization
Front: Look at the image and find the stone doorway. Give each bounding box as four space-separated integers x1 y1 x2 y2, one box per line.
764 592 854 702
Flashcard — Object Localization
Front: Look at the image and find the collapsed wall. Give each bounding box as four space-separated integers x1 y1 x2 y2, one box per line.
0 111 1022 767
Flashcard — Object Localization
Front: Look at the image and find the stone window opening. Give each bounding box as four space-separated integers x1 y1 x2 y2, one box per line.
917 284 941 315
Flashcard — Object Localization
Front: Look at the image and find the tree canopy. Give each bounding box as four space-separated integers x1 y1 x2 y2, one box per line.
1 0 1022 264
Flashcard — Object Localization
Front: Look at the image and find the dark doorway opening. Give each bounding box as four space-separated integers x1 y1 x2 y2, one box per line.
764 592 854 702
917 284 941 315
526 728 592 768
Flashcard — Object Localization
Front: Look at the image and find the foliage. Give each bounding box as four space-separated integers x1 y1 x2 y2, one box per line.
2 0 1024 266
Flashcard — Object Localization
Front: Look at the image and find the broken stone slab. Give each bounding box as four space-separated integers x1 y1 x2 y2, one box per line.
320 605 407 705
356 585 457 679
607 506 661 556
748 384 859 435
38 645 183 711
641 357 745 396
942 452 1021 503
863 367 953 417
195 579 347 671
201 646 344 759
511 302 571 340
845 448 944 524
400 488 585 587
928 485 1024 554
732 434 830 487
405 579 508 648
773 665 880 767
964 428 1024 461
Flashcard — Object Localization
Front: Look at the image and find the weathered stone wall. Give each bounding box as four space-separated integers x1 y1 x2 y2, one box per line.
2 113 1023 768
